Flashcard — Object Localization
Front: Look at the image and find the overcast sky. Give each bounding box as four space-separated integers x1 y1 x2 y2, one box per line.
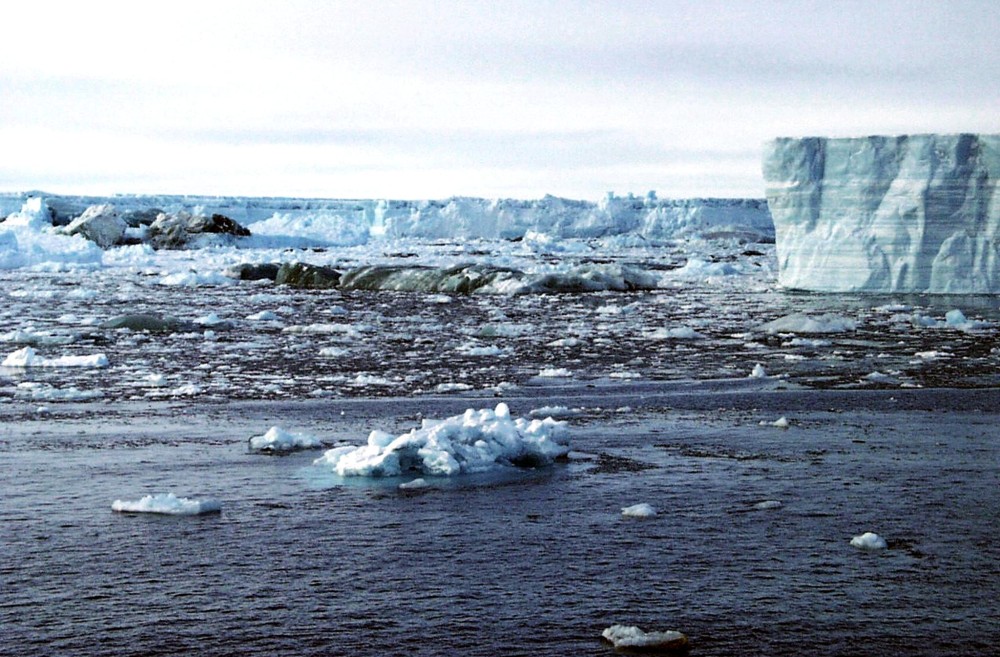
2 0 998 200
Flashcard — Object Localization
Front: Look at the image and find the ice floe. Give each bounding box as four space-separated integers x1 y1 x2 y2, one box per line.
601 624 688 652
248 427 323 453
621 503 657 518
312 403 569 477
2 346 108 368
111 493 221 515
762 313 857 334
850 531 888 550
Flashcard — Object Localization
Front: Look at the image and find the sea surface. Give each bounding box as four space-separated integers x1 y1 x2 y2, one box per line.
2 237 1000 655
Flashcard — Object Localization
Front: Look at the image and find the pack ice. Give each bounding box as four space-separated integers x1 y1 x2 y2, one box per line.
764 134 1000 293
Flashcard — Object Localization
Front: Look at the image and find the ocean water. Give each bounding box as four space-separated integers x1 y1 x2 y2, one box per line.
2 388 999 656
2 237 1000 655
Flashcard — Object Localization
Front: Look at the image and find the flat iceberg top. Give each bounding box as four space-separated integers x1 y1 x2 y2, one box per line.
111 493 221 515
313 403 569 477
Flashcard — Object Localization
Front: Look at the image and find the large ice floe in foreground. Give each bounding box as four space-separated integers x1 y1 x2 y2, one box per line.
313 403 568 476
763 134 1000 293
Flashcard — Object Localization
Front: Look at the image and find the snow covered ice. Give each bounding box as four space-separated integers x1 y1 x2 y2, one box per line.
312 403 569 477
764 134 1000 293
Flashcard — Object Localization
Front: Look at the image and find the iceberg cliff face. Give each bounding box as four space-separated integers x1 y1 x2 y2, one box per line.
763 134 1000 293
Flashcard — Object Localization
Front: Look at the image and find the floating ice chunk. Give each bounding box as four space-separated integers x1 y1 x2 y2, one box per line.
850 531 888 550
249 426 323 453
748 363 767 379
529 405 580 418
169 383 203 396
754 500 783 510
111 493 221 515
601 625 688 652
2 346 108 368
944 308 991 331
399 478 429 490
434 382 473 393
783 337 832 348
157 271 233 287
313 403 569 477
15 382 103 401
0 328 78 346
318 346 348 357
609 371 641 379
670 257 741 278
546 337 583 347
621 503 657 518
647 326 707 340
456 343 507 357
760 416 789 428
762 313 856 334
538 367 573 378
246 310 280 321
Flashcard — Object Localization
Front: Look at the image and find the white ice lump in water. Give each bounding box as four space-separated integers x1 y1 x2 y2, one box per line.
249 426 322 452
111 493 221 515
850 531 888 550
2 346 108 368
621 503 657 518
602 625 688 651
313 403 569 476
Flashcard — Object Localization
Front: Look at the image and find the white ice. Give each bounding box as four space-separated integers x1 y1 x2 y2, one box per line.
2 346 108 368
850 531 888 550
313 403 569 477
601 625 688 650
111 493 221 515
248 426 323 453
764 134 1000 293
621 503 657 518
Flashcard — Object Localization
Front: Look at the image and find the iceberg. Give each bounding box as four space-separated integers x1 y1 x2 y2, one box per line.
763 134 1000 293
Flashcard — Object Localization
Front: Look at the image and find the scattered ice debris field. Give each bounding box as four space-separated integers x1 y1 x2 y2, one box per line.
3 194 1000 404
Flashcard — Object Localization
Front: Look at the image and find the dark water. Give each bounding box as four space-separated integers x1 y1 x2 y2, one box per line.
3 386 999 656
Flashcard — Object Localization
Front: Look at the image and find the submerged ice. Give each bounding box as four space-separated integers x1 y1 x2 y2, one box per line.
313 403 569 477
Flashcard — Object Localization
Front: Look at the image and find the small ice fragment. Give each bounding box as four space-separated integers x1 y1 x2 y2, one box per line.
399 478 429 490
763 416 789 428
601 625 688 652
850 531 888 550
538 367 573 378
621 503 657 518
749 363 767 378
754 500 782 510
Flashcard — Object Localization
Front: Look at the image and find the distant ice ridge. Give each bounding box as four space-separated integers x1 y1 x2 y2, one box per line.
313 403 569 477
764 134 1000 293
0 198 104 269
2 192 773 252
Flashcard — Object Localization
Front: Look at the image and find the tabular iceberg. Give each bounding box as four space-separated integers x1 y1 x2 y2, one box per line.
763 134 1000 293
